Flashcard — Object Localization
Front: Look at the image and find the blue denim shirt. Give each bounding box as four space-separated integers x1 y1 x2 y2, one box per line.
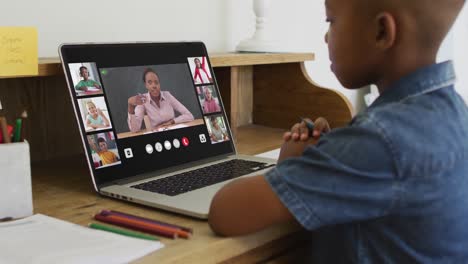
265 61 468 263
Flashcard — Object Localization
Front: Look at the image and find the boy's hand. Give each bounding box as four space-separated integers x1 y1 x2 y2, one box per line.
283 117 331 142
278 140 309 163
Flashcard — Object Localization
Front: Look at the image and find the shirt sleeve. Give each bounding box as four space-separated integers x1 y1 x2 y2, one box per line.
75 81 84 90
91 79 101 87
166 92 194 123
127 105 145 132
265 116 398 230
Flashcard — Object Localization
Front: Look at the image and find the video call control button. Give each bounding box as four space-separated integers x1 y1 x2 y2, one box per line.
182 137 190 147
145 144 154 154
124 148 133 159
155 142 163 152
199 134 207 143
173 139 181 149
164 140 172 150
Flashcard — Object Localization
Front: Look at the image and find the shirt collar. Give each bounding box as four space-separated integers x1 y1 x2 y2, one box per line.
370 61 456 108
146 91 166 103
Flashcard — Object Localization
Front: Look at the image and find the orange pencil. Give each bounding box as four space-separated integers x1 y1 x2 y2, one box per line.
103 213 191 239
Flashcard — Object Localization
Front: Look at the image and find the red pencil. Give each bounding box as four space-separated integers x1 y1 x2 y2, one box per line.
94 213 178 239
103 213 191 239
104 210 193 233
96 213 192 239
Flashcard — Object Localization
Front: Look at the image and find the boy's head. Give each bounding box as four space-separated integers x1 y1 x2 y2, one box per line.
325 0 465 90
97 137 108 151
79 66 89 80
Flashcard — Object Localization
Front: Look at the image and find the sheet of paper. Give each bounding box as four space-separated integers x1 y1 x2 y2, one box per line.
0 214 164 264
255 148 280 160
86 87 100 91
0 27 38 77
156 123 188 132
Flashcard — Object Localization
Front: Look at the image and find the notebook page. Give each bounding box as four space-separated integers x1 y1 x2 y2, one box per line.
0 214 164 264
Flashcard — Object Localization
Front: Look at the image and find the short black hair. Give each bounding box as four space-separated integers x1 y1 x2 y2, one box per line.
97 137 106 144
79 66 87 73
142 68 159 83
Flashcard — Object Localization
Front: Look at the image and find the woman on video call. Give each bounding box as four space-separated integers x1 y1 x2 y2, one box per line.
127 68 194 132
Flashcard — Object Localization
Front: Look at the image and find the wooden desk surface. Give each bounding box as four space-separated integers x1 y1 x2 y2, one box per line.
32 125 306 263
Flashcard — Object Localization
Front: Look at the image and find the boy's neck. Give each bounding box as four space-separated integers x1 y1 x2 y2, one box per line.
376 49 437 94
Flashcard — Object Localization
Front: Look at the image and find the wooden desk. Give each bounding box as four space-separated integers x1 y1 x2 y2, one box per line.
32 126 308 264
1 52 353 263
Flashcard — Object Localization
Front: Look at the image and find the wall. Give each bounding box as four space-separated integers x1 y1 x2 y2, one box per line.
437 3 468 103
0 0 228 57
453 3 468 103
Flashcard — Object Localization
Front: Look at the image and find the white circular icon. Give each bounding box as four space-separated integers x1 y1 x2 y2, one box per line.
164 140 172 150
173 139 180 149
155 142 163 152
145 144 154 154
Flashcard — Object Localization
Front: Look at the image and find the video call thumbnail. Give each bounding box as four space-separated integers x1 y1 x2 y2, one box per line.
68 62 103 97
188 56 213 85
204 115 230 144
87 132 121 169
77 97 112 132
197 85 221 114
99 64 203 139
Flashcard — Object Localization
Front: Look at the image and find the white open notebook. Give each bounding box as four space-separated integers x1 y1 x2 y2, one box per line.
0 214 164 264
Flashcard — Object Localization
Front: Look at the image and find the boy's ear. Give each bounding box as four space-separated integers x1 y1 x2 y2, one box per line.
375 12 397 50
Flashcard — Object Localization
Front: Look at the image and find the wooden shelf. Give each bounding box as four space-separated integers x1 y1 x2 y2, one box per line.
0 53 314 79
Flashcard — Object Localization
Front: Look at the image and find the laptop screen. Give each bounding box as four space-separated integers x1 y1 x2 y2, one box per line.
60 43 235 187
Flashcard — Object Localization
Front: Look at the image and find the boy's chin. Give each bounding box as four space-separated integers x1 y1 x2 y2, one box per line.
336 75 371 90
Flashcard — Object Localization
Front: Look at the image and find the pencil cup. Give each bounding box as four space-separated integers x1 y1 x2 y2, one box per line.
0 141 33 219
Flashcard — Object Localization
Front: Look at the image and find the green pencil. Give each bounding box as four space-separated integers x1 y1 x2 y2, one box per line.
89 222 159 241
13 118 22 142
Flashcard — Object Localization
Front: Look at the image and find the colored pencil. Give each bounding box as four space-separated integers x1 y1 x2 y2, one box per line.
89 222 159 241
104 210 193 233
94 213 178 239
0 117 10 143
12 118 22 142
97 212 191 239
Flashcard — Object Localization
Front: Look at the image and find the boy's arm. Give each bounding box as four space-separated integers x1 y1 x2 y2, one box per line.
209 140 308 236
208 175 295 236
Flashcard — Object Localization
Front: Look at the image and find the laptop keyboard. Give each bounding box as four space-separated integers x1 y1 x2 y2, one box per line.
131 159 275 196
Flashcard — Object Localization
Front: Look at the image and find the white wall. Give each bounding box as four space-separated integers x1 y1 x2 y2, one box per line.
438 2 468 104
453 3 468 104
0 0 228 57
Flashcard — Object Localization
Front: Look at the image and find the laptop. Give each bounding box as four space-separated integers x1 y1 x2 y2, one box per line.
59 42 276 219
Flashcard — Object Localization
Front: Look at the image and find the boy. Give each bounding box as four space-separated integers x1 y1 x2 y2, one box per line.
209 0 468 262
88 137 119 165
75 66 102 91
